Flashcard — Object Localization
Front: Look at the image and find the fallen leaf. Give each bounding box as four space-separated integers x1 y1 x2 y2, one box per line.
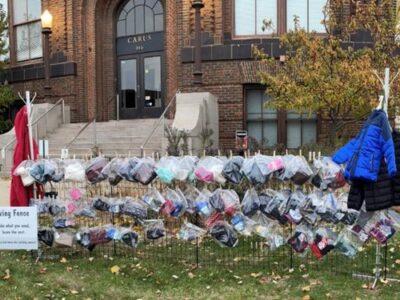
302 286 311 292
326 293 332 299
70 290 79 295
206 286 210 289
60 257 67 264
395 259 400 265
302 295 311 300
251 272 262 278
288 268 294 273
2 269 10 280
188 272 195 279
233 275 241 280
110 265 120 275
172 275 179 279
259 276 269 285
39 267 47 274
88 257 94 262
238 281 243 285
302 274 309 278
66 267 73 272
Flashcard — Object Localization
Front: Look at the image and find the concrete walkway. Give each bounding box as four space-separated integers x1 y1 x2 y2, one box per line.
0 179 10 206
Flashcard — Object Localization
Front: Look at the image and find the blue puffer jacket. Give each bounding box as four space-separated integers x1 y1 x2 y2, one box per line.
332 109 396 182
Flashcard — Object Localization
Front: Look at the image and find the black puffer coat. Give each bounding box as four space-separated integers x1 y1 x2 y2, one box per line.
348 130 400 211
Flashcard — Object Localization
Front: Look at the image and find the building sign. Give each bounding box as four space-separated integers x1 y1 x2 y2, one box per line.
117 32 164 55
235 130 248 150
0 207 38 250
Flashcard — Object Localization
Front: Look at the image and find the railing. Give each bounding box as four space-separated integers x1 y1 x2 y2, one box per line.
64 117 97 150
106 94 120 121
140 90 180 157
1 98 66 173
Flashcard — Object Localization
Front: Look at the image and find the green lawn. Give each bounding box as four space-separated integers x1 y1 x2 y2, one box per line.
1 245 400 300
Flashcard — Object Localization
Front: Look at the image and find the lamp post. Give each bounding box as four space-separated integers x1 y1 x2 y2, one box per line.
192 0 204 85
41 10 53 95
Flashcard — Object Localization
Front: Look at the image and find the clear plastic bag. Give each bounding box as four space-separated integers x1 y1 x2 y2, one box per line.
38 228 54 247
64 159 86 182
364 212 396 244
310 227 337 259
29 160 58 184
117 158 140 182
222 156 244 184
241 188 260 217
54 231 74 248
155 156 180 184
74 206 97 218
183 187 200 214
210 221 239 248
176 156 198 181
231 212 257 236
132 158 157 185
177 222 207 241
119 228 139 248
262 190 290 225
14 160 35 186
335 228 363 257
144 219 166 240
209 188 240 216
101 158 123 186
194 156 225 184
241 157 268 185
92 197 110 212
53 218 75 229
195 189 214 218
162 188 187 218
313 156 345 189
85 157 109 184
287 225 313 254
121 198 148 222
143 187 166 213
278 155 313 185
76 227 111 251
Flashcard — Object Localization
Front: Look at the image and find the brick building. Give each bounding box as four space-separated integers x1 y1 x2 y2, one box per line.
1 0 398 150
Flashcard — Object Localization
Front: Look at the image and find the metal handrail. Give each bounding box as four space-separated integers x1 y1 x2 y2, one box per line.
1 97 66 161
64 117 96 149
140 90 180 155
31 98 65 126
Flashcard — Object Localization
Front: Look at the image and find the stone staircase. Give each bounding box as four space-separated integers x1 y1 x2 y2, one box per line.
47 119 167 158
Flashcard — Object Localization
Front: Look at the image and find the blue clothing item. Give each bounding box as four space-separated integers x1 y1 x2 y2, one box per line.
332 110 396 181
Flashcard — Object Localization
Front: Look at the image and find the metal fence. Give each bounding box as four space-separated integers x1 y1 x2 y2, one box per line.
32 177 400 283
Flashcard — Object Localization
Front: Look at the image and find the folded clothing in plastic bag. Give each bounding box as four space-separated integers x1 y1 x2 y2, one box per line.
155 156 180 184
14 160 36 186
210 221 239 248
86 157 109 184
132 158 157 185
177 222 207 241
222 156 244 184
101 158 123 186
120 229 139 248
76 227 111 251
38 229 54 247
143 188 166 212
310 228 337 259
144 219 166 240
241 188 260 217
195 189 214 218
117 158 140 182
121 198 148 222
194 156 226 184
64 159 86 182
287 226 312 253
54 231 74 248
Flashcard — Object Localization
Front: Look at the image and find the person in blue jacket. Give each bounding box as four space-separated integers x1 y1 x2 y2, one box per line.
332 109 397 182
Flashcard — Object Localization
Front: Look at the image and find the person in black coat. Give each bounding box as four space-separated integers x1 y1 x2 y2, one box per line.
348 130 400 211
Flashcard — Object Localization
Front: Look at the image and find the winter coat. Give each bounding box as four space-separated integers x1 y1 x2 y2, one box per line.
348 130 400 211
333 109 396 182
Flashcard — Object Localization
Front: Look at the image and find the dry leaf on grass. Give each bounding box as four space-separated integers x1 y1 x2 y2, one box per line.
70 290 79 295
2 269 11 280
110 265 120 275
302 295 311 300
251 272 262 278
302 286 311 292
188 272 195 279
60 257 67 264
39 267 47 274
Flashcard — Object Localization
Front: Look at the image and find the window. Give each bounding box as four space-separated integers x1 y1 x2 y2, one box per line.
246 88 318 149
247 89 278 147
13 0 42 61
286 111 317 148
0 0 9 62
117 0 164 37
287 0 326 32
234 0 326 37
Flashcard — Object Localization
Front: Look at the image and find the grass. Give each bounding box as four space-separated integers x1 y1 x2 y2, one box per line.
1 242 400 300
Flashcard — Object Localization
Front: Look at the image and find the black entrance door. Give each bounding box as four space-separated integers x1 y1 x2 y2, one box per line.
116 0 164 119
119 53 163 118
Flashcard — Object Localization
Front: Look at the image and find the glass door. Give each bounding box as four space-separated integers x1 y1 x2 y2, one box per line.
120 59 137 118
119 54 163 119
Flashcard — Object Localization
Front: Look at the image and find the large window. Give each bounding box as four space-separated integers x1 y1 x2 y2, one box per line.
234 0 327 37
117 0 164 37
13 0 42 61
246 88 317 149
0 0 9 62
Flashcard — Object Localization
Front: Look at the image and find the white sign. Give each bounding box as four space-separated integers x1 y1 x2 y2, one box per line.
61 148 69 159
0 207 38 250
